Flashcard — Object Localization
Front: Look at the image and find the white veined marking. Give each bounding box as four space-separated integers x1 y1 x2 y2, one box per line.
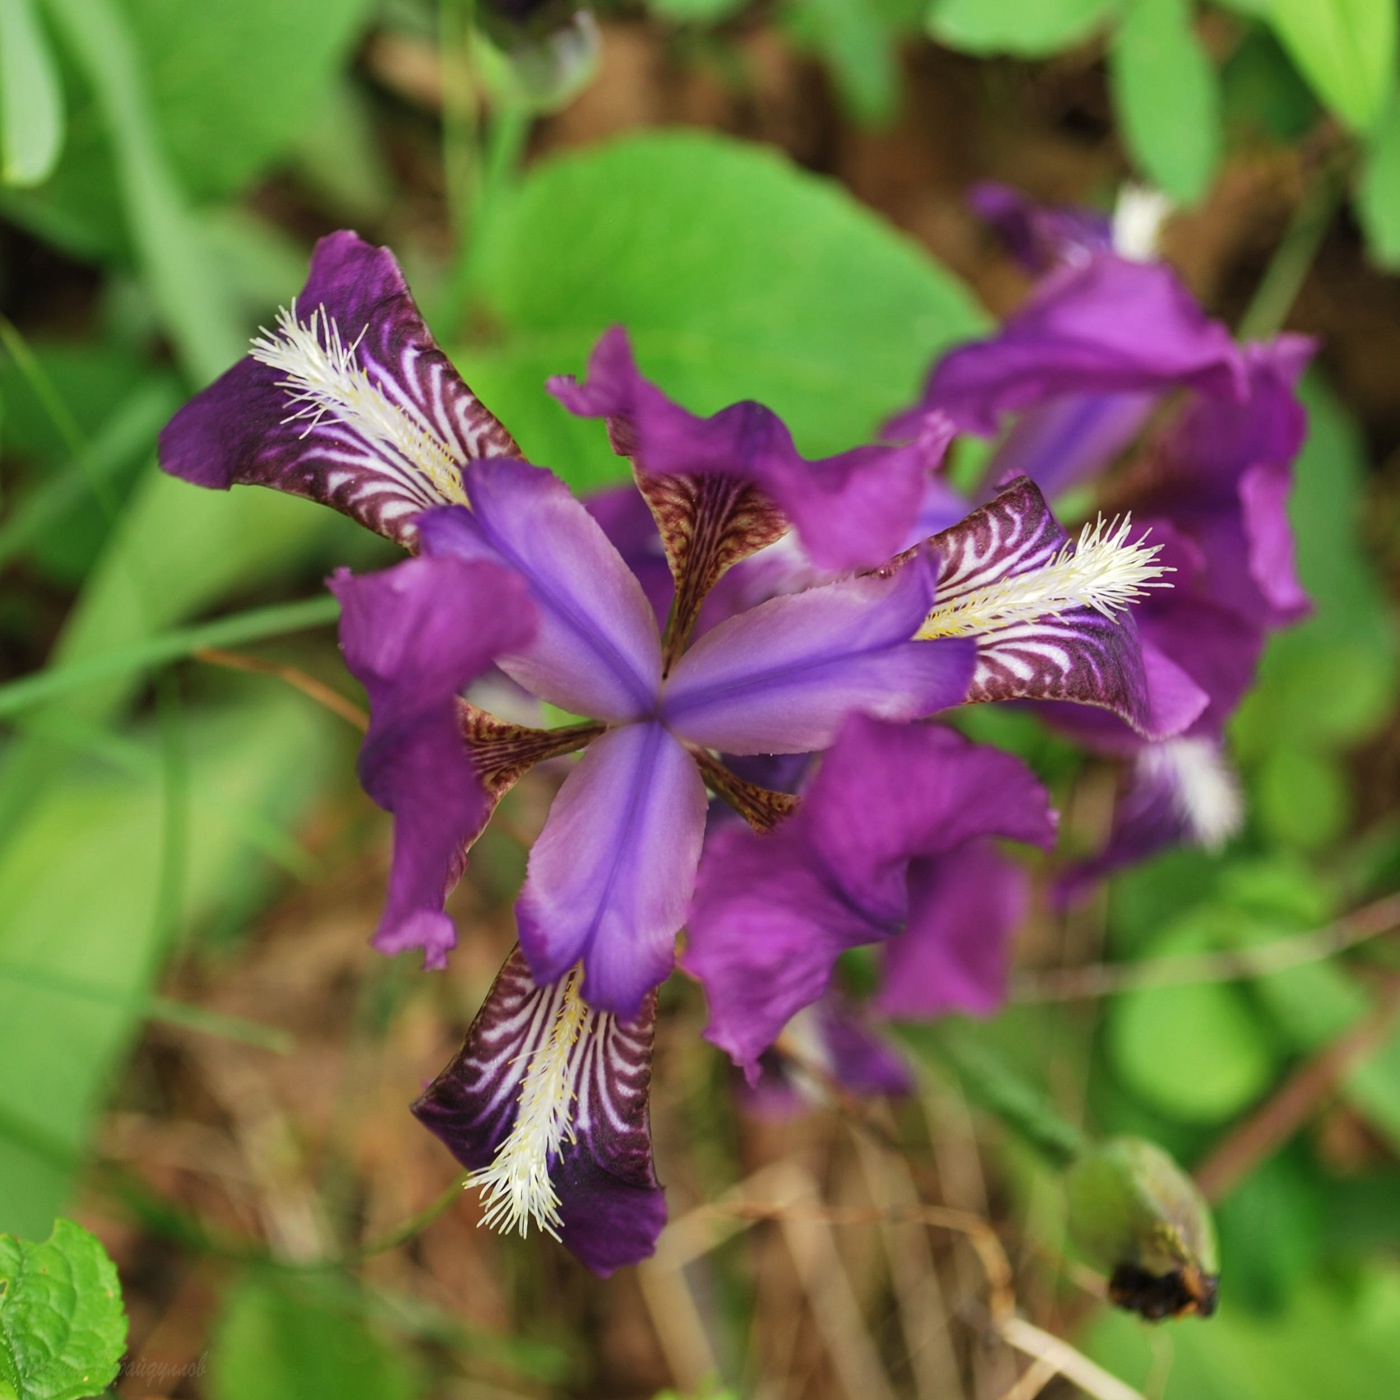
1112 184 1174 262
470 966 593 1240
1145 739 1242 850
918 515 1172 640
249 300 469 507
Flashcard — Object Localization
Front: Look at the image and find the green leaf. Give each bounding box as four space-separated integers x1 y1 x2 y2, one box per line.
0 0 63 186
0 1219 126 1400
458 130 986 490
1086 1266 1400 1400
793 0 901 124
41 0 245 383
1262 0 1398 133
0 695 340 1235
122 0 375 201
1108 0 1221 204
649 0 746 20
927 0 1118 57
1221 27 1320 143
1108 911 1278 1123
210 1276 418 1400
1357 96 1400 269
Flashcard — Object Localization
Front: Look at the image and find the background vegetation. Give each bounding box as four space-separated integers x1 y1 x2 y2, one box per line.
2 0 1400 1395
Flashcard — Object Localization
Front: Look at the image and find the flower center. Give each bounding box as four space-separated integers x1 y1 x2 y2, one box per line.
470 966 592 1239
918 514 1170 639
250 300 469 506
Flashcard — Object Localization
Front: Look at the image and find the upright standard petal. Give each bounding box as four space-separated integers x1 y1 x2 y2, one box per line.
685 716 1056 1075
919 478 1195 738
551 328 945 586
517 723 709 1017
892 256 1245 440
417 458 664 722
412 949 666 1275
661 553 975 754
331 556 537 967
160 231 518 547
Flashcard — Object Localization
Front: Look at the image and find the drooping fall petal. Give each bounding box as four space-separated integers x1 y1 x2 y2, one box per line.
517 723 709 1017
412 948 666 1276
160 231 518 547
331 555 537 967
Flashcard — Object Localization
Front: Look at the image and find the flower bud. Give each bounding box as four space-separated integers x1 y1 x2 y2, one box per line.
1064 1136 1219 1321
476 0 598 112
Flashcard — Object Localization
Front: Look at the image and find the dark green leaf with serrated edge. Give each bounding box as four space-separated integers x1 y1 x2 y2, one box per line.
0 1219 126 1400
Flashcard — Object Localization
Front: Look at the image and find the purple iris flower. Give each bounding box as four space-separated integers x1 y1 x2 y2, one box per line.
887 184 1312 887
684 713 1057 1081
158 230 1172 1274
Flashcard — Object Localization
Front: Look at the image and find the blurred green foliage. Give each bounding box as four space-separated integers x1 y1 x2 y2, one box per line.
0 0 1397 1395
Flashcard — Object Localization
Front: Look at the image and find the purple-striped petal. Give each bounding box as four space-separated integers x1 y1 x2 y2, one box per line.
875 842 1030 1019
890 256 1245 441
1055 738 1241 904
551 327 946 577
417 458 663 722
685 716 1056 1075
518 723 708 1017
923 478 1197 738
330 556 537 967
412 948 666 1275
159 231 517 547
661 553 975 753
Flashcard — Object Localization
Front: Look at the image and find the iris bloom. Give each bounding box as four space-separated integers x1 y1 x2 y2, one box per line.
884 183 1311 892
160 231 1173 1272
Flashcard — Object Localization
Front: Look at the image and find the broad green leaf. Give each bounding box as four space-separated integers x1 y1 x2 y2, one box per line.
1262 0 1397 133
8 0 372 260
211 1276 418 1400
1255 746 1351 849
0 0 63 186
1108 0 1221 204
0 1219 126 1400
457 130 986 490
1221 27 1320 143
649 0 745 18
791 0 901 124
123 0 374 200
1358 96 1400 269
928 0 1117 57
41 0 243 383
0 694 341 1235
1087 1266 1400 1400
1233 376 1399 763
1108 912 1277 1123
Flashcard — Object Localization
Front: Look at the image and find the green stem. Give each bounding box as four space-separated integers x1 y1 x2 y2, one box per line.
1237 175 1339 342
